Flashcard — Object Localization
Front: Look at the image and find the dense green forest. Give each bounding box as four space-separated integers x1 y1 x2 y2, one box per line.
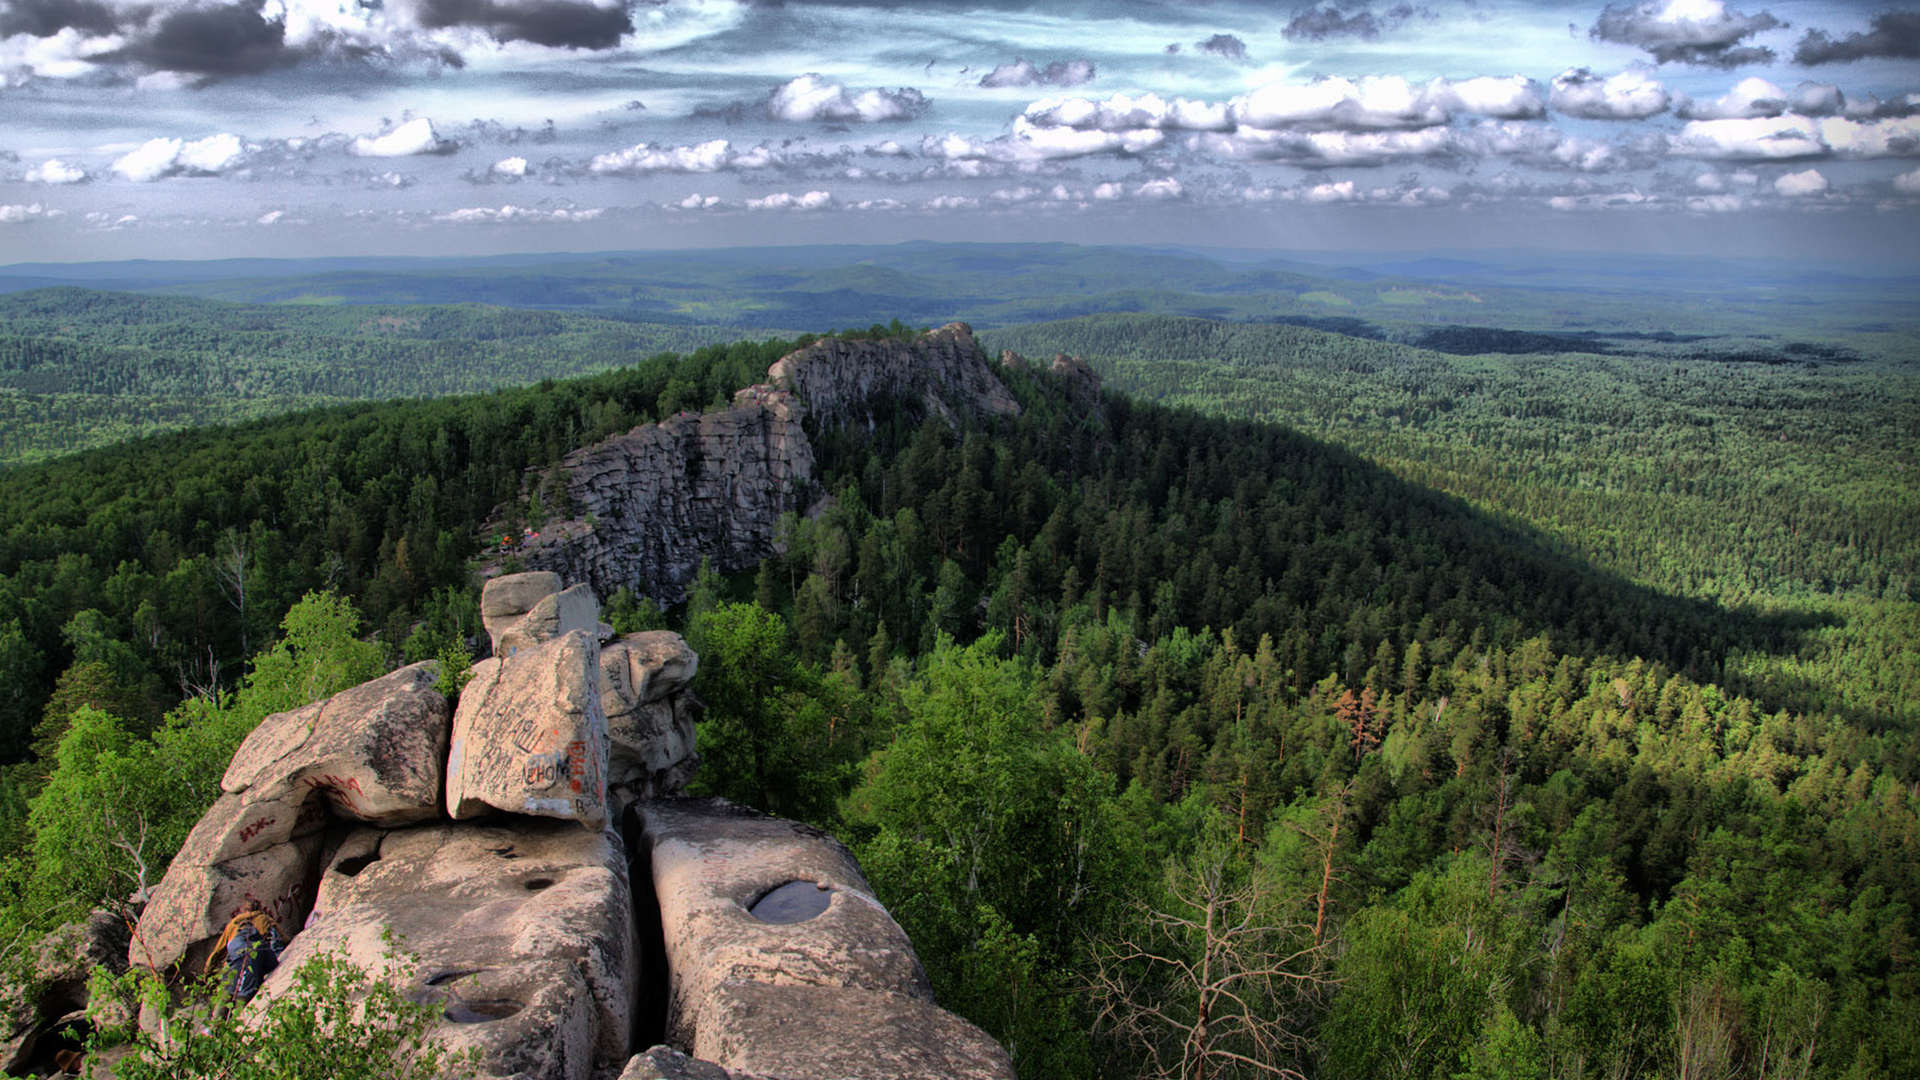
0 289 779 465
0 303 1915 1079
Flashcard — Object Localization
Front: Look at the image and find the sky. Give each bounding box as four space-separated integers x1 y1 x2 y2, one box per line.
1 0 1917 262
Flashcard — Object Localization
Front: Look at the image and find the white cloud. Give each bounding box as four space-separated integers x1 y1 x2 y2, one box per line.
1773 168 1828 197
1550 69 1672 120
1670 117 1827 160
1232 77 1450 131
256 209 285 225
0 202 61 224
1817 117 1920 159
351 118 452 157
1677 77 1787 120
493 156 530 177
923 194 980 210
110 134 247 181
1590 0 1783 67
1686 193 1746 211
1548 190 1652 211
1440 76 1546 120
1305 180 1358 202
24 158 87 184
437 204 604 223
1194 125 1456 167
1790 82 1847 118
1895 168 1920 195
590 139 738 174
1136 177 1183 199
746 190 832 210
1022 92 1232 133
677 193 724 210
765 75 926 123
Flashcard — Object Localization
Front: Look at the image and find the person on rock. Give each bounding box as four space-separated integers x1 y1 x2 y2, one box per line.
205 898 285 1017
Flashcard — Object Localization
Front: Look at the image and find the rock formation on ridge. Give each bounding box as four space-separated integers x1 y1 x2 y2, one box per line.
512 322 1026 605
116 571 1012 1080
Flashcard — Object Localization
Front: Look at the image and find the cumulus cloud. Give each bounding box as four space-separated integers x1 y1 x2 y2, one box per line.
1193 125 1457 167
1232 76 1540 130
438 204 604 223
0 202 62 224
1790 82 1847 116
1669 116 1824 159
1551 68 1672 119
1894 166 1920 193
924 119 1166 166
1441 76 1547 119
585 138 837 175
764 75 927 123
1794 10 1920 65
493 156 530 177
1591 0 1783 67
1196 33 1248 59
351 119 455 157
1282 4 1429 42
24 158 87 183
111 134 248 181
1663 115 1920 160
415 0 633 50
978 58 1095 89
746 190 833 210
1022 92 1232 133
1773 167 1828 196
1677 77 1788 119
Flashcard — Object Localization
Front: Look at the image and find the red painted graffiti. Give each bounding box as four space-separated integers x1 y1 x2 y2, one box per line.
568 741 586 794
237 816 276 844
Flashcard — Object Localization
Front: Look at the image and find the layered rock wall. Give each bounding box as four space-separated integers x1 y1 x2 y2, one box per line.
515 323 1022 605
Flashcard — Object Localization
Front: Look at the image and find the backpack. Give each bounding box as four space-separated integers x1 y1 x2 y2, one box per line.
225 917 281 999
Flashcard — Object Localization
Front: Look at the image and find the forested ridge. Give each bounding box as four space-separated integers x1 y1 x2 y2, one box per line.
0 312 1914 1079
0 288 782 466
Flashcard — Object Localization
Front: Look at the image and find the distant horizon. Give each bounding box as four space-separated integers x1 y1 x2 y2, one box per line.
7 237 1920 278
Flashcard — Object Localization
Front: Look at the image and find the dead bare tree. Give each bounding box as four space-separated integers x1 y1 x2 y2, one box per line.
214 527 251 658
1091 840 1330 1080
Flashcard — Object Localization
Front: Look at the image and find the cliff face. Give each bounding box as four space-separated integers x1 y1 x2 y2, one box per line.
518 388 812 606
516 323 1021 605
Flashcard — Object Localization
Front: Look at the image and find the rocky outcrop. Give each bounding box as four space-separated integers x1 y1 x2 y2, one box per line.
513 388 811 606
767 323 1019 430
633 798 1013 1080
447 629 612 829
273 820 636 1080
1 910 129 1077
128 579 1011 1080
513 324 1021 605
135 661 450 975
601 632 700 815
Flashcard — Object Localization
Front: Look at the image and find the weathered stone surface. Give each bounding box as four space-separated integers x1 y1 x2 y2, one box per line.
767 323 1019 430
446 629 611 829
264 820 636 1080
221 661 450 831
618 1045 770 1080
634 798 933 1056
131 831 324 976
601 633 700 812
514 389 812 605
1 911 131 1075
481 571 562 653
514 325 1023 606
497 583 601 658
703 981 1016 1080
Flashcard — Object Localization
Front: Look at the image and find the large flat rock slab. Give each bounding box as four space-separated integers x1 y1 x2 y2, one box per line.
703 981 1016 1080
265 819 637 1080
633 798 933 1056
446 629 611 829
